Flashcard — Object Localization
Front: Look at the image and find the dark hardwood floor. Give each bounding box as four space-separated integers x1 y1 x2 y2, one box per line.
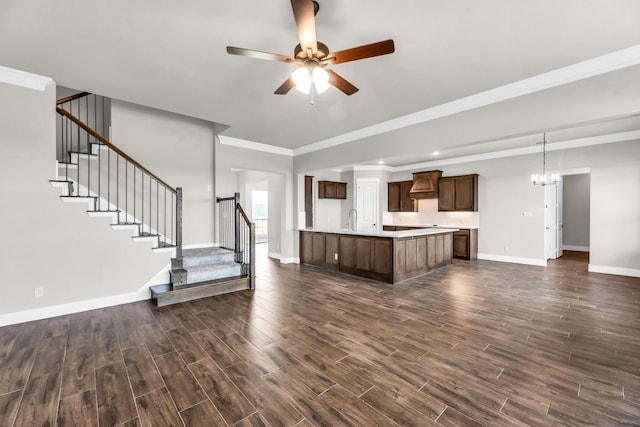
1 245 639 426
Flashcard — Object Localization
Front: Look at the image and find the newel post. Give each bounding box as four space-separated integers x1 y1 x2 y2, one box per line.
234 192 241 258
176 187 183 259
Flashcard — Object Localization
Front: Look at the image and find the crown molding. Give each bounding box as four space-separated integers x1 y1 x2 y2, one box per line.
391 130 640 172
0 65 53 91
217 45 640 163
292 44 640 156
218 135 294 157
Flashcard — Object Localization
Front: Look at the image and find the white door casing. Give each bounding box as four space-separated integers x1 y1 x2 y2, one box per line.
356 178 379 233
544 183 557 260
556 176 564 258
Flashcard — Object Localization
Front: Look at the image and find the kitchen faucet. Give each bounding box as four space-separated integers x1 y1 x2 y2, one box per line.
348 209 358 232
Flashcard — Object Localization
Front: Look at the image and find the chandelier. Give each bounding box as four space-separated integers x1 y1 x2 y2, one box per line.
530 133 559 186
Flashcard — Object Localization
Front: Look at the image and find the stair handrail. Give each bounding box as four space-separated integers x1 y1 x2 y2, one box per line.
56 94 182 255
56 107 176 192
56 91 92 105
216 193 255 289
237 202 255 289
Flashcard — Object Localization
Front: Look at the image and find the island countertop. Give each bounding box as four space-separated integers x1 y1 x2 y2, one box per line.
298 227 459 239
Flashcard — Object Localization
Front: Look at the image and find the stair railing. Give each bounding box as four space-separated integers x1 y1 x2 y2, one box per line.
55 92 182 252
216 193 256 289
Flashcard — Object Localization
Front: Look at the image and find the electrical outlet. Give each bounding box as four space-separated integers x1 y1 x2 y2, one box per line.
504 246 510 253
34 287 44 298
334 253 338 260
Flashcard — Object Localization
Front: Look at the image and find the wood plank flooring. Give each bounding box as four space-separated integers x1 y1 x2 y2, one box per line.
1 248 639 426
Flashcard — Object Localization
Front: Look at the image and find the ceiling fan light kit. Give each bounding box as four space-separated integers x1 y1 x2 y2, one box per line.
226 0 395 99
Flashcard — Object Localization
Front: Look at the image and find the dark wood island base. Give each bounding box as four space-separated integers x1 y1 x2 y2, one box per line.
300 229 454 284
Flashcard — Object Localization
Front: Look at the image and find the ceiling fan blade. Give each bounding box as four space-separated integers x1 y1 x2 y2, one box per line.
226 46 296 63
274 77 296 95
290 0 318 56
326 69 358 95
326 39 395 65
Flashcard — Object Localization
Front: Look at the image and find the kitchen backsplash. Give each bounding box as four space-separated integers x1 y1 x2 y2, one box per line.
383 199 480 228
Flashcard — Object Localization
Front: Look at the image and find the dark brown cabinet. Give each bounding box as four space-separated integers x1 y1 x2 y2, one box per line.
318 181 347 199
453 228 478 260
300 231 339 268
388 180 416 212
300 230 454 284
438 174 478 211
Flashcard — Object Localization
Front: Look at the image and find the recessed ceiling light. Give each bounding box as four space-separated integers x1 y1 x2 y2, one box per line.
378 160 384 165
433 151 440 156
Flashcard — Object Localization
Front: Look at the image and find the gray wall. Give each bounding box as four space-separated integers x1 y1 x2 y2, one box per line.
0 82 171 323
562 174 590 249
215 140 295 260
110 100 215 246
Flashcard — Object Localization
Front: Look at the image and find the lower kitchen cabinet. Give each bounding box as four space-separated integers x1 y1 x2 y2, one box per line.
453 229 478 260
300 230 454 283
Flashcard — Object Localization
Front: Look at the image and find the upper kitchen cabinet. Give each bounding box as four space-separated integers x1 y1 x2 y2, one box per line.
388 180 416 212
438 174 479 211
318 180 347 199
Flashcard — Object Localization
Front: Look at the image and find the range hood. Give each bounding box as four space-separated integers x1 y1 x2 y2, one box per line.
409 170 442 199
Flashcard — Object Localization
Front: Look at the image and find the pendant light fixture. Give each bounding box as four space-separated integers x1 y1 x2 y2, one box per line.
530 133 559 186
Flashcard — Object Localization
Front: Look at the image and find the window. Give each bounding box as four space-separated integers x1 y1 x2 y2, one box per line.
252 190 268 237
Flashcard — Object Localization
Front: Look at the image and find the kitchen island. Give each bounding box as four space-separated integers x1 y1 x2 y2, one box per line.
299 228 457 284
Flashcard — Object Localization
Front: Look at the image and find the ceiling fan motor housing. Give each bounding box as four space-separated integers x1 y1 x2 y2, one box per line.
295 42 330 60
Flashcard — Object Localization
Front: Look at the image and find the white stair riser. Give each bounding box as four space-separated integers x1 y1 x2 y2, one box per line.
185 265 242 284
182 253 236 268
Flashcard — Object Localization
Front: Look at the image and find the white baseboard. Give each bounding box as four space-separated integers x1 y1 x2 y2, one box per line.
563 245 590 252
267 251 281 260
588 264 640 278
0 285 153 327
280 257 300 264
477 253 546 267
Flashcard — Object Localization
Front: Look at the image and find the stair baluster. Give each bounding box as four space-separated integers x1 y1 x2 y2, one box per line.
53 92 181 253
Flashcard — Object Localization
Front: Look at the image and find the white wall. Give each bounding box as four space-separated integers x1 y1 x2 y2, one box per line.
110 100 215 246
0 81 171 325
562 174 590 250
312 170 343 230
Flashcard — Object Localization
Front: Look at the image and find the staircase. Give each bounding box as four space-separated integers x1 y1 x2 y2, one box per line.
51 91 255 306
150 247 249 306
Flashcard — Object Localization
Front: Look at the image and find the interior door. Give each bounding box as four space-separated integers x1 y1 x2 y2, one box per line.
556 176 564 258
356 179 379 233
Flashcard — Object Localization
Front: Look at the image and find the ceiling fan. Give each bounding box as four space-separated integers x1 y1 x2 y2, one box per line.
226 0 395 97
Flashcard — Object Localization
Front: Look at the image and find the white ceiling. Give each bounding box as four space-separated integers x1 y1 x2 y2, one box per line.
1 0 640 166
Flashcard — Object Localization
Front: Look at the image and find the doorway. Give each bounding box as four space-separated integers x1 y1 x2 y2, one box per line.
544 169 590 264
